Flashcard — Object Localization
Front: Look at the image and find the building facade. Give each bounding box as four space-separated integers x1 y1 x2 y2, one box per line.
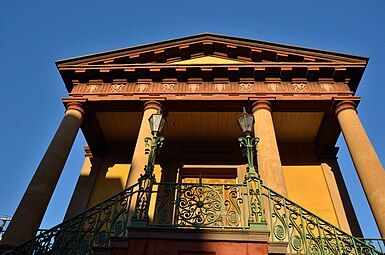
1 34 384 254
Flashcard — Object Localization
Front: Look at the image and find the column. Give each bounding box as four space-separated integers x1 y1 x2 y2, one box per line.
336 100 385 238
252 101 288 196
0 101 84 248
64 146 101 220
125 101 162 188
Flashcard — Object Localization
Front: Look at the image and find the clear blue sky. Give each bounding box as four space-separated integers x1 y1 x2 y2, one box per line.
0 1 384 237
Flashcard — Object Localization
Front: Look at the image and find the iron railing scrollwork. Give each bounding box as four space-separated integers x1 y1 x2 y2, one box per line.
262 184 384 255
150 179 264 229
3 183 139 255
3 176 383 255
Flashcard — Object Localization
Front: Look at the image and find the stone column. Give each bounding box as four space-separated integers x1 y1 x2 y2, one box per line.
125 101 162 188
252 101 288 196
0 102 84 249
336 100 385 238
64 146 101 220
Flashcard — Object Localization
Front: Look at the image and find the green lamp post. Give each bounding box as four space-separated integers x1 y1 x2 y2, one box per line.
143 111 167 177
132 111 167 225
237 107 260 179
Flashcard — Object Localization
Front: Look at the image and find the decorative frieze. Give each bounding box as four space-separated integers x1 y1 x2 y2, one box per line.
239 83 253 92
137 83 148 92
292 83 307 92
188 83 200 92
162 83 175 92
70 81 352 97
320 83 332 92
267 83 279 92
214 83 226 92
111 84 126 93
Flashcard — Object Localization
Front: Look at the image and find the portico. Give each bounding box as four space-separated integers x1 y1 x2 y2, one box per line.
1 33 384 254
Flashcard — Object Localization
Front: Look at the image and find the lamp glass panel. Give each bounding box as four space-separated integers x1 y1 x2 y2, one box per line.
148 113 166 133
237 113 254 134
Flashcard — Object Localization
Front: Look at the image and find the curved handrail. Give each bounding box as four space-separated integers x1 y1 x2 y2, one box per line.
2 182 140 255
260 182 383 254
2 179 383 255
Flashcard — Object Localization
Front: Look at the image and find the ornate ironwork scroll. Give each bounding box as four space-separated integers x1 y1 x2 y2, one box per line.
151 182 249 229
4 178 384 255
263 184 383 255
5 183 139 255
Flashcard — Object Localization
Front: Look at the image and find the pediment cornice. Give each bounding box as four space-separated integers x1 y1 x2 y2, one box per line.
56 33 368 93
57 33 368 66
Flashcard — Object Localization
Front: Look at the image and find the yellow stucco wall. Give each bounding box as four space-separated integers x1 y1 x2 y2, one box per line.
87 158 162 208
173 55 244 65
283 165 339 227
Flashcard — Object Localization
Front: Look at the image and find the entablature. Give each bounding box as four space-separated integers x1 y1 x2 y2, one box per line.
68 80 353 101
58 63 364 93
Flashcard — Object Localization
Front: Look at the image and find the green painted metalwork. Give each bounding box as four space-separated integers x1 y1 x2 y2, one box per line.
238 135 259 178
358 238 385 254
3 178 384 254
261 183 383 254
150 180 264 229
2 131 383 254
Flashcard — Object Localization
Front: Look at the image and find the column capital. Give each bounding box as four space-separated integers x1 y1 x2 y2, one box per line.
252 100 272 113
144 100 163 112
66 101 85 115
335 101 357 116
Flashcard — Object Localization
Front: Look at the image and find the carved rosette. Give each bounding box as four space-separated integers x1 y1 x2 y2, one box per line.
88 85 99 93
267 83 279 92
110 84 126 93
292 83 306 92
214 83 226 92
162 83 175 92
137 83 149 92
188 83 200 92
239 83 253 92
320 83 332 92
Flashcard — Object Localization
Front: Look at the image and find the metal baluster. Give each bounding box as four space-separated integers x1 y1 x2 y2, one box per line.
268 189 273 242
333 226 343 254
315 217 326 255
282 196 291 253
221 184 225 228
257 180 265 224
241 184 247 229
299 206 308 254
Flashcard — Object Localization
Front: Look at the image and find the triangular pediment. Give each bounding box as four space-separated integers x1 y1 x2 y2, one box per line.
172 56 246 65
56 33 368 67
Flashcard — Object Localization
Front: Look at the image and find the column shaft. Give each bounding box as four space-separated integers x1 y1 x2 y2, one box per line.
336 101 385 238
252 101 288 196
125 101 162 188
0 102 84 248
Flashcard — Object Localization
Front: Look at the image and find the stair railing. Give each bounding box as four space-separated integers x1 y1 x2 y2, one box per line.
3 176 384 255
2 182 140 255
260 183 383 255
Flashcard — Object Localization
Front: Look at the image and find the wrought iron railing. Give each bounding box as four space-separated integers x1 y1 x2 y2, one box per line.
260 183 383 255
3 182 140 255
358 238 385 254
2 176 383 255
149 180 264 229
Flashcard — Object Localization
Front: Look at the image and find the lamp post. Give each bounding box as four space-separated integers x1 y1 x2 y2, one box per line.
237 107 260 179
237 108 266 229
132 111 167 225
143 111 167 177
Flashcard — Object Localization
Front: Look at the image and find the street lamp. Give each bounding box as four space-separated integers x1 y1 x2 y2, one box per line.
144 111 167 176
237 107 260 179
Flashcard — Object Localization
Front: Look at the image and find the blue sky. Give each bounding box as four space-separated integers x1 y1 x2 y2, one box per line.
0 1 384 237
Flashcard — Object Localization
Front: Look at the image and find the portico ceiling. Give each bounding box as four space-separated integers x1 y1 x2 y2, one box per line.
95 111 324 143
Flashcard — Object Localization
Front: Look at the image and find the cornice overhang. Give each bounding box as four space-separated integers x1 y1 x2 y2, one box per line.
56 33 368 93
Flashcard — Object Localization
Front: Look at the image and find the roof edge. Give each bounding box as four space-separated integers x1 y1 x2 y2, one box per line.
55 33 369 65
